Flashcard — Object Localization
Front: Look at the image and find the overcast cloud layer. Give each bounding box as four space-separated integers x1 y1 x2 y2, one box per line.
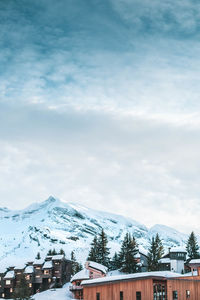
1 0 200 233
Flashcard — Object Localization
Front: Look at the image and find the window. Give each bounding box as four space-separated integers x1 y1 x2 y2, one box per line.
136 291 141 300
29 283 32 288
2 293 4 298
173 291 178 299
96 292 100 300
5 280 11 285
48 278 51 283
186 290 190 298
26 275 30 280
120 291 123 300
44 270 49 275
36 275 40 278
10 288 13 293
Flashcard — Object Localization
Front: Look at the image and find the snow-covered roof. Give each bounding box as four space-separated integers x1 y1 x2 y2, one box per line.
33 259 44 265
43 261 53 269
159 258 171 264
24 266 34 274
170 247 186 253
4 271 15 279
52 255 64 261
107 270 125 277
189 259 200 265
87 261 108 274
71 269 90 282
14 263 26 270
82 271 183 286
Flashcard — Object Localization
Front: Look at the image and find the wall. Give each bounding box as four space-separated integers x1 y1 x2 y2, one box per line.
83 278 153 300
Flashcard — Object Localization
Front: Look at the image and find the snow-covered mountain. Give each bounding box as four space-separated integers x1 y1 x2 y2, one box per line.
0 196 191 268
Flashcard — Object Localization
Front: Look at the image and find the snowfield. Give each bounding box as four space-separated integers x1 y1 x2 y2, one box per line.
0 196 192 268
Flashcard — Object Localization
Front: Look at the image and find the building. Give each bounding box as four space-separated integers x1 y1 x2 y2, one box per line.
159 247 187 273
82 270 200 300
70 261 107 299
0 254 72 299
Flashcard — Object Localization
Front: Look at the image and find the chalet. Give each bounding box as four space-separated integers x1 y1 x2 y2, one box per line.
70 261 107 299
82 270 200 300
3 270 15 299
159 247 187 274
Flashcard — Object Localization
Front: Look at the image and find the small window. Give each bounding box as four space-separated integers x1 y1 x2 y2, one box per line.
186 290 190 298
96 292 100 300
136 291 141 300
120 291 123 300
5 280 11 285
173 291 178 299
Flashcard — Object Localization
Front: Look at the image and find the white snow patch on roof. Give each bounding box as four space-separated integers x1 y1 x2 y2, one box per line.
170 247 186 253
4 271 15 279
24 266 34 274
82 271 183 285
71 269 90 282
52 255 64 260
43 261 53 269
189 259 200 264
33 259 44 265
87 261 107 274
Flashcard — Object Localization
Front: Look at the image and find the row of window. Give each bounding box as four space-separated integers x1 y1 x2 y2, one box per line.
95 289 191 300
96 291 141 300
173 290 190 299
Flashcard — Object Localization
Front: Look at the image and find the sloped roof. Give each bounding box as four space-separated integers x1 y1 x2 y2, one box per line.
170 247 186 253
87 261 107 274
33 259 44 265
52 255 64 261
189 259 200 265
159 258 171 264
4 271 15 279
24 266 34 274
71 268 90 282
43 261 53 269
82 271 183 286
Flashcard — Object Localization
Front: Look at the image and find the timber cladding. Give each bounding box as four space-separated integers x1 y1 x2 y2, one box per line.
83 277 200 300
83 278 153 300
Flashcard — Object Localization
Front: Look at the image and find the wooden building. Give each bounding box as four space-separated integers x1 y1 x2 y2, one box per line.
82 271 200 300
70 261 107 299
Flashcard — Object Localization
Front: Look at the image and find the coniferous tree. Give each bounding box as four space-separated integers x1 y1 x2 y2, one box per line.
47 249 52 256
186 231 199 259
155 233 164 262
147 234 164 271
87 235 99 262
71 251 82 275
13 273 33 300
59 249 65 256
52 249 57 255
119 233 139 274
96 229 110 267
35 252 41 260
110 252 121 271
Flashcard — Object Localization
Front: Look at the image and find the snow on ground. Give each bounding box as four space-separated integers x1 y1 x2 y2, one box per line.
0 283 73 300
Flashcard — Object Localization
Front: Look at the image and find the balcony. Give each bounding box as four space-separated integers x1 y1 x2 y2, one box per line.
69 285 83 291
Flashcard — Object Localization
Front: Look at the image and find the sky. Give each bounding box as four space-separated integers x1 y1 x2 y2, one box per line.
1 0 200 234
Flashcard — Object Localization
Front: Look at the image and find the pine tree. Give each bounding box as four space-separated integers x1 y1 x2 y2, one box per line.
71 251 82 275
47 249 52 256
119 233 139 274
35 252 41 260
96 229 110 267
13 273 33 300
186 231 199 259
59 249 65 256
52 249 57 255
155 233 164 262
87 235 99 262
147 234 164 271
110 252 121 271
75 262 83 274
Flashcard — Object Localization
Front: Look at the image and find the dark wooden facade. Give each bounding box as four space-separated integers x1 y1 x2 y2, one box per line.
0 255 72 299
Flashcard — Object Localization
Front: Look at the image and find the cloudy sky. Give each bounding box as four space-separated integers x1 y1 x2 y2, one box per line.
1 0 200 233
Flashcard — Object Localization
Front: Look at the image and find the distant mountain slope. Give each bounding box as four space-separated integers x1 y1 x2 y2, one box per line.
0 196 190 268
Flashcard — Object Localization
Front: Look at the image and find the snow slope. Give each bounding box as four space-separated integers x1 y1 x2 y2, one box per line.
0 196 191 268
